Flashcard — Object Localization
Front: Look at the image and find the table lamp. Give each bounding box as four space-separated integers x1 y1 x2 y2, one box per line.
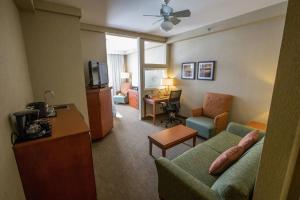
161 78 174 95
120 72 130 82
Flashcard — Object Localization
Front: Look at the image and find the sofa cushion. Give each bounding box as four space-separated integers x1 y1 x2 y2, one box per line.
226 122 265 138
209 145 245 175
186 116 214 138
172 144 220 187
238 130 259 150
204 131 241 153
211 139 264 200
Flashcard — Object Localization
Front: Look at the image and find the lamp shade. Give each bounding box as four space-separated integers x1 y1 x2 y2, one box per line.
161 78 174 86
160 21 173 32
120 72 130 79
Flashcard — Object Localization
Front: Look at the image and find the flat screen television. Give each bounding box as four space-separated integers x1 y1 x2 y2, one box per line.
88 60 109 88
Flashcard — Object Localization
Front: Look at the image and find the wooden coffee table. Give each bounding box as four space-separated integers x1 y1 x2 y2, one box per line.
148 125 197 157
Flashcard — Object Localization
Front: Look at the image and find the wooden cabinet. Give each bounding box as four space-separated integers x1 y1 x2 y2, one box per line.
13 104 97 200
86 87 113 140
129 89 139 109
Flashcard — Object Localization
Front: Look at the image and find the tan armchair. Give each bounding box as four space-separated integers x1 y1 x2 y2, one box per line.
113 82 131 104
186 92 233 138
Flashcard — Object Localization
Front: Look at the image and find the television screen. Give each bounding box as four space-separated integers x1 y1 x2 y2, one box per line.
88 61 109 88
88 60 100 86
99 63 109 87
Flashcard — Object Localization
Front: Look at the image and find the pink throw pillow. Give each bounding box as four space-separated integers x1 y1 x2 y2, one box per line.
209 146 244 175
238 130 259 150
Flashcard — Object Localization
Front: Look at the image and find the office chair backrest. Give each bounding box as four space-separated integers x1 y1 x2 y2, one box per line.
169 90 182 103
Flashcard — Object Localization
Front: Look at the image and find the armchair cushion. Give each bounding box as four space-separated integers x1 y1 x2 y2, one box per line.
186 116 214 138
113 95 128 104
192 107 203 117
203 93 233 118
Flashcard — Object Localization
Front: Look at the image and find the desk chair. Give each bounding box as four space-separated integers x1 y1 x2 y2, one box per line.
160 90 182 128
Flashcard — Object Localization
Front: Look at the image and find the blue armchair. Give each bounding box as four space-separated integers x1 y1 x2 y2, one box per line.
186 92 233 138
113 82 131 104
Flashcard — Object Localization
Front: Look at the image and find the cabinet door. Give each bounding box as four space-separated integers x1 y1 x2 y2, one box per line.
86 91 102 140
14 133 97 200
129 91 139 109
99 88 113 136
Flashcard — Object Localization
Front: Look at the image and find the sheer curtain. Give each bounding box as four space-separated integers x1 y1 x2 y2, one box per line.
107 54 125 94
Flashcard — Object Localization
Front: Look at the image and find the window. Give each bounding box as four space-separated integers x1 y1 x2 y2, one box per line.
144 41 167 64
144 68 167 89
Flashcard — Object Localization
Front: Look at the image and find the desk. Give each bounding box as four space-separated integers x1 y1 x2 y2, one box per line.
144 96 169 124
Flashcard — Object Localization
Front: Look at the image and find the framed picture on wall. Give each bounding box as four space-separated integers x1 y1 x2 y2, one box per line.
197 61 215 80
181 62 196 79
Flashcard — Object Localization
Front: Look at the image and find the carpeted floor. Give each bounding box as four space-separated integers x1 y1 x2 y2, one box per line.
92 105 204 200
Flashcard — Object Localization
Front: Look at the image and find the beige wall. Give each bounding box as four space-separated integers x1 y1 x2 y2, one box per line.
20 10 88 120
145 44 167 65
170 17 285 123
126 44 167 88
80 30 107 85
254 0 300 198
0 0 33 199
126 52 139 86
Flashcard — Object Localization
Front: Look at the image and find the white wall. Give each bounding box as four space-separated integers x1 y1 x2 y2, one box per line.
0 0 33 199
126 44 167 88
126 52 139 86
170 17 285 123
80 30 107 85
20 10 88 121
145 44 167 64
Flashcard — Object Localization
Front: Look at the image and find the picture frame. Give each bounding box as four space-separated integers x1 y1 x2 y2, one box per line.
181 62 196 80
197 61 215 80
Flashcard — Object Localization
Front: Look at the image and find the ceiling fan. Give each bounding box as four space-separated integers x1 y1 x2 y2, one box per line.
143 0 191 32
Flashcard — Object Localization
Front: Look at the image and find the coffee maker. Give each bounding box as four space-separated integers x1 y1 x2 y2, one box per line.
10 109 51 144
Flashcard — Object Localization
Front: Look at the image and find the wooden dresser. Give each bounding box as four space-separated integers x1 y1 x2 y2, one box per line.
86 87 113 140
128 89 139 109
13 104 97 200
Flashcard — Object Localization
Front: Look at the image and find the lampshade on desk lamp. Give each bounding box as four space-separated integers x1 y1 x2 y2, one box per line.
161 78 174 95
120 72 130 82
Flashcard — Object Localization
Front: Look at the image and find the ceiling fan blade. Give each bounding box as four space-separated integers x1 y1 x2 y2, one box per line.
169 17 181 25
143 14 163 17
152 18 164 25
172 9 191 18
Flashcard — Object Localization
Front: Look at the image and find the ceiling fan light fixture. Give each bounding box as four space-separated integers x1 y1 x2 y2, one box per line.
160 20 173 32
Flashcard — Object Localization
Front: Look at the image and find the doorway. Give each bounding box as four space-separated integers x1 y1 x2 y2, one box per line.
105 34 139 118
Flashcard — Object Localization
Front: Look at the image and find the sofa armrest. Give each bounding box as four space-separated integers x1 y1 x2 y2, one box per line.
226 122 266 137
192 107 203 117
155 158 218 200
214 112 229 134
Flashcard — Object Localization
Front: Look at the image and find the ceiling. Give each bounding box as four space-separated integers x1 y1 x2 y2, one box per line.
106 35 137 54
45 0 286 37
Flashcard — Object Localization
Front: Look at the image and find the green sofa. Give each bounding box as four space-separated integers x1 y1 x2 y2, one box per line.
155 122 265 200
